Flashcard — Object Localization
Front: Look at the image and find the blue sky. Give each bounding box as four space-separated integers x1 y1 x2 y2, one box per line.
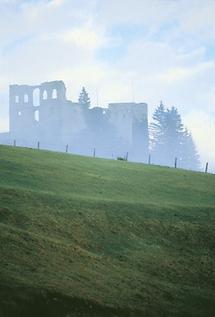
0 0 215 169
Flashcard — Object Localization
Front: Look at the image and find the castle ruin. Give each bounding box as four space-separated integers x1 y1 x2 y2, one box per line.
0 80 149 160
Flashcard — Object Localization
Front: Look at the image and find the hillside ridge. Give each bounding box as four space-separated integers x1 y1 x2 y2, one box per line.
0 145 214 317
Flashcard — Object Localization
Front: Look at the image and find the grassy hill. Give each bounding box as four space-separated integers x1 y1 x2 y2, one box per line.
0 145 214 317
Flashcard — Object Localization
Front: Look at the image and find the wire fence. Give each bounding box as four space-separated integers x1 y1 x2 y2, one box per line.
0 139 213 174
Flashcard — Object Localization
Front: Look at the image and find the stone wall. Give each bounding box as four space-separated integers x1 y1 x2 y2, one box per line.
2 81 149 160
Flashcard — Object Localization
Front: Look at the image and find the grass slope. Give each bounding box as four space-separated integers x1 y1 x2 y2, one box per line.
0 145 214 317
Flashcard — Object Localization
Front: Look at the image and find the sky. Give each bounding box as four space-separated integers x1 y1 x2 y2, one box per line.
0 0 215 171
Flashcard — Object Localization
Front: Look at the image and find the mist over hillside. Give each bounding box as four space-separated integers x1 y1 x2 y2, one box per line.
0 2 215 316
0 0 215 170
0 80 205 172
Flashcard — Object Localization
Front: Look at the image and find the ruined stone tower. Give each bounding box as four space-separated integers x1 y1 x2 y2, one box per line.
1 80 149 160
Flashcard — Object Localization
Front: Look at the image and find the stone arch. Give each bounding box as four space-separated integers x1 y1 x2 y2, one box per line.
52 89 57 99
43 90 48 100
24 94 29 103
33 88 40 107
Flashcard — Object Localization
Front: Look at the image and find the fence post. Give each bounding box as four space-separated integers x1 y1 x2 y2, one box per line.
37 141 40 150
148 154 151 165
205 162 208 173
93 148 96 157
13 140 16 147
174 157 177 168
66 144 68 153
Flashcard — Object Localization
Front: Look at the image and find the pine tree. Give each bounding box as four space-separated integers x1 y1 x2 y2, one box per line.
150 101 166 144
78 87 90 109
165 107 184 165
150 103 200 170
150 101 168 165
180 129 200 170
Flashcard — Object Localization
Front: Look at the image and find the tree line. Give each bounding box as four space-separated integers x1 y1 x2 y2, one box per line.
78 87 200 170
150 102 200 170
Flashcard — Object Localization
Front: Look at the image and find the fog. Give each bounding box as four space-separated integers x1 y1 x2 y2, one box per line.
0 80 149 162
0 0 214 172
0 80 211 173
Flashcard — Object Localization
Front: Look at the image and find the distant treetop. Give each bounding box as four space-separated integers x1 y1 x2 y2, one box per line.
78 87 91 109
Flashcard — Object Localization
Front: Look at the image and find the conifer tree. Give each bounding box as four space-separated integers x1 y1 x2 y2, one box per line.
165 107 184 165
150 101 168 164
78 87 91 109
180 129 200 170
150 103 200 170
150 101 166 144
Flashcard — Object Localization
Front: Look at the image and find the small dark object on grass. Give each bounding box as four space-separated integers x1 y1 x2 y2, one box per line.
117 157 127 161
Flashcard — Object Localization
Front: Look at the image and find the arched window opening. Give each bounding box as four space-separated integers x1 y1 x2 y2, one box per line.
15 96 19 103
33 88 40 106
34 110 39 122
43 90 48 100
52 89 57 99
18 111 22 116
24 94 29 103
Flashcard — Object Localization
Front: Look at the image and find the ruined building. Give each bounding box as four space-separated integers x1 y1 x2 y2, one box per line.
0 80 149 161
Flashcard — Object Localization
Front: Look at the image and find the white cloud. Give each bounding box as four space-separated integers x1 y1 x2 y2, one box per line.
157 61 215 82
49 0 64 8
61 25 106 50
179 1 215 39
0 0 214 165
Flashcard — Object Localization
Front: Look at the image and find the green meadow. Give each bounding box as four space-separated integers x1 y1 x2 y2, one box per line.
0 145 214 316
